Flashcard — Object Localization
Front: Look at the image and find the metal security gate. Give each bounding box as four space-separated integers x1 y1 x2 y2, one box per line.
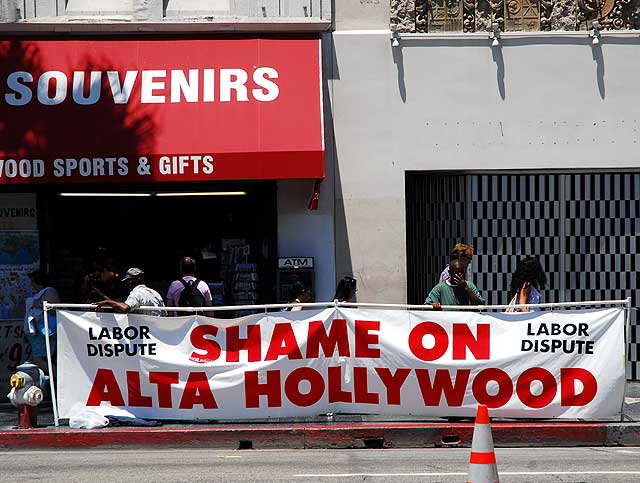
406 171 640 380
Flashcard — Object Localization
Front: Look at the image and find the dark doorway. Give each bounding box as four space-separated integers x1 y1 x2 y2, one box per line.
39 181 277 305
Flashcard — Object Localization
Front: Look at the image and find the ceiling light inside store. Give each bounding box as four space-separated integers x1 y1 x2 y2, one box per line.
58 193 152 197
155 192 247 197
58 191 248 197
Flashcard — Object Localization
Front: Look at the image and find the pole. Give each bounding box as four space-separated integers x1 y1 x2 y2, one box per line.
621 297 632 421
43 302 59 427
46 299 630 313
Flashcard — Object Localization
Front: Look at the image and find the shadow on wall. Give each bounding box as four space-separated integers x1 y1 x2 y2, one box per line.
0 41 157 165
591 43 605 99
491 46 506 100
391 44 407 103
324 34 355 296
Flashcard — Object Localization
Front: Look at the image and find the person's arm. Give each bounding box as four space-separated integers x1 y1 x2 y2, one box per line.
424 287 443 310
96 288 139 314
466 282 485 306
452 273 484 305
96 299 131 313
518 282 531 312
201 282 213 307
166 281 179 307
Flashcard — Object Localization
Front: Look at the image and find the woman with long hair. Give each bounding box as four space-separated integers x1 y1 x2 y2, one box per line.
285 281 310 311
509 256 547 312
333 276 357 302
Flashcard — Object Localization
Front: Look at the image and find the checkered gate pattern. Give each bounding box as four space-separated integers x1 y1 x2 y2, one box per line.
563 173 640 380
406 173 467 305
469 174 563 309
406 171 639 380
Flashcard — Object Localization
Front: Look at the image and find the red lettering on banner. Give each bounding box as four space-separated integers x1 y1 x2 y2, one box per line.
355 321 380 358
126 371 153 407
353 367 379 404
561 368 597 406
245 370 282 408
86 368 125 406
452 324 490 360
516 367 557 409
306 319 350 358
472 368 513 408
226 325 261 362
265 323 303 361
284 367 325 407
375 368 411 405
190 325 221 363
179 372 217 409
409 322 449 361
327 366 352 403
149 371 179 408
415 369 469 406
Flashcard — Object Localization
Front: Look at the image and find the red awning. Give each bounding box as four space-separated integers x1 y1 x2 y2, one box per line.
0 38 324 184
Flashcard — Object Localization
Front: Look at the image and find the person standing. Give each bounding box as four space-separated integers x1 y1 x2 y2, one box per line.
284 281 311 311
96 268 166 316
166 257 212 312
24 270 60 373
425 259 484 310
333 276 357 302
439 243 474 283
507 256 547 312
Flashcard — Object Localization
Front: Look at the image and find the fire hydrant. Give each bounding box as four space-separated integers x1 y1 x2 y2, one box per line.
7 362 48 429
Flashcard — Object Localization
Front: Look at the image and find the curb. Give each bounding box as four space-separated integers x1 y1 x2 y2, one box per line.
0 422 635 450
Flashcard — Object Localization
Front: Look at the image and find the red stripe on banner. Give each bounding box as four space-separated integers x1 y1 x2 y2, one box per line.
469 451 496 464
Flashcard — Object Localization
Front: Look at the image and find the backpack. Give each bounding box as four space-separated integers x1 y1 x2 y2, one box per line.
178 278 205 307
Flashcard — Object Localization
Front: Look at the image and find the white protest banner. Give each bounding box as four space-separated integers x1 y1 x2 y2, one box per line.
56 307 625 420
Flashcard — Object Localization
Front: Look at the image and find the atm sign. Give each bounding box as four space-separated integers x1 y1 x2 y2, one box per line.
278 257 314 269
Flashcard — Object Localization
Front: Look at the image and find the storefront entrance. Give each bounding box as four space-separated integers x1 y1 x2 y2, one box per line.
38 181 277 306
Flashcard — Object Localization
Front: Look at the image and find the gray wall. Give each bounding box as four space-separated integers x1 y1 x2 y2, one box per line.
330 31 640 302
334 0 388 30
278 34 336 302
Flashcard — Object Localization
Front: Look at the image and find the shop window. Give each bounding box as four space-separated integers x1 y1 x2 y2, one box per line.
163 0 317 18
65 0 135 16
16 0 65 18
11 0 325 21
163 0 231 17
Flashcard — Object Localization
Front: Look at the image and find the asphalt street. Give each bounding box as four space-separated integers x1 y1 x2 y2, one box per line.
1 447 639 483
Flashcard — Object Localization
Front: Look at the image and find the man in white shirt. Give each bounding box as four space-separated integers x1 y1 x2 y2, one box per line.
96 267 166 317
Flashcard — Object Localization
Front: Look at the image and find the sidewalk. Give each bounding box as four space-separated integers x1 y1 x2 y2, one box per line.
1 384 639 450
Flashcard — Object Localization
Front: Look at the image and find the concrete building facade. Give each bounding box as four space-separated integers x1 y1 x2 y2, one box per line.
329 0 640 377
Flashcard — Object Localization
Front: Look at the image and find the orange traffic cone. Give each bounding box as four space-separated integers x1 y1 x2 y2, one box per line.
466 404 499 483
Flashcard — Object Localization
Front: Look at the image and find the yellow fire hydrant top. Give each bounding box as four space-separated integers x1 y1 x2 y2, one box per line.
9 373 24 389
